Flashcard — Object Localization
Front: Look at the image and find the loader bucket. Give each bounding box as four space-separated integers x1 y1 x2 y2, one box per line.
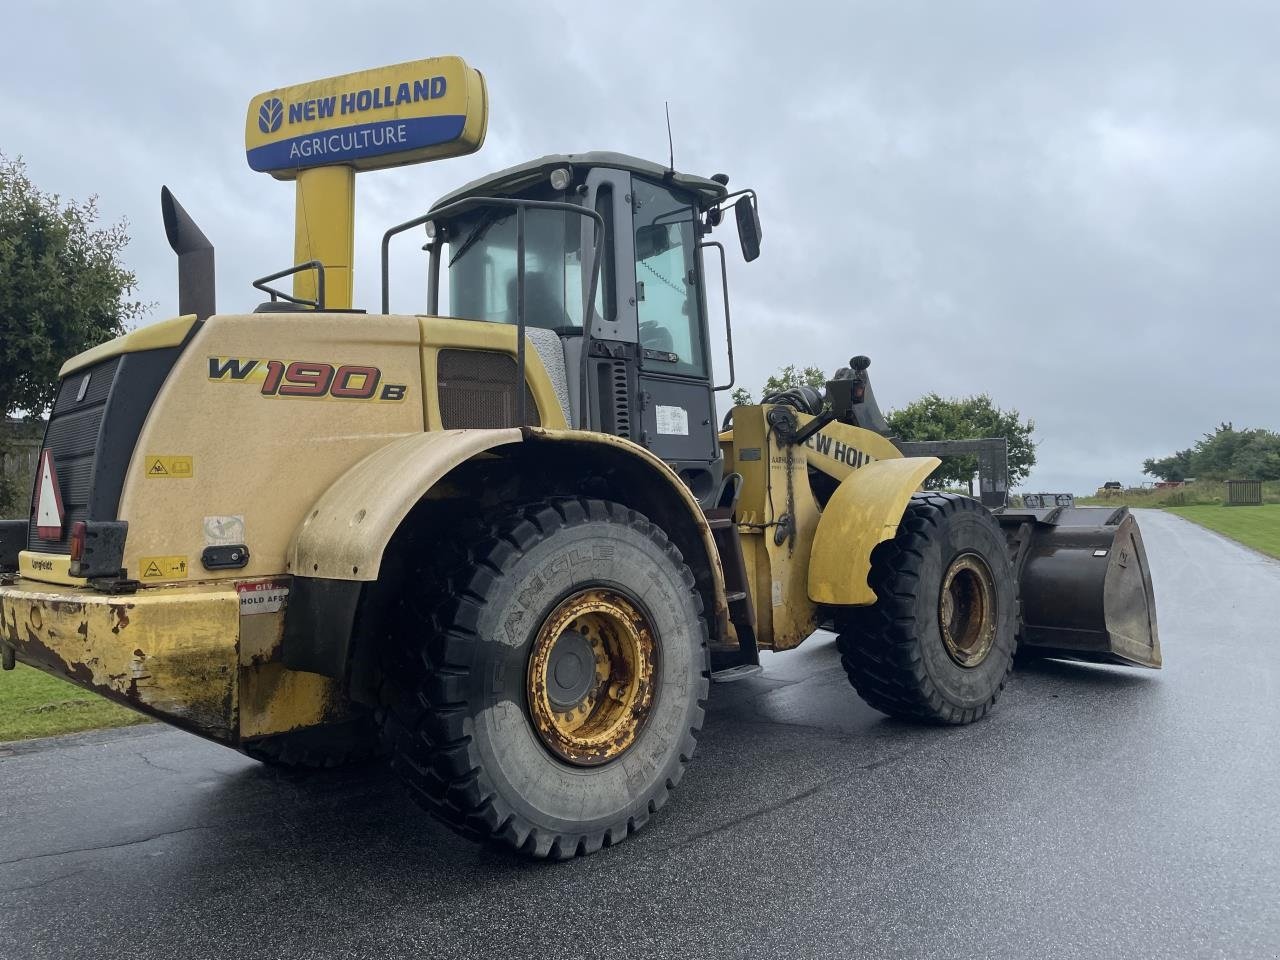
996 506 1161 668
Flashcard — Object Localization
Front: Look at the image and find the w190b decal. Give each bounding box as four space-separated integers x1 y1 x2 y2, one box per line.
208 358 407 401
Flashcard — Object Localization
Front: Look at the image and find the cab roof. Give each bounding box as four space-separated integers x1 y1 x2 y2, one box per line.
428 152 730 214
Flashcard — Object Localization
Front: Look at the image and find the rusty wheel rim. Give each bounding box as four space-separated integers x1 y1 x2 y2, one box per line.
526 588 658 766
939 553 997 668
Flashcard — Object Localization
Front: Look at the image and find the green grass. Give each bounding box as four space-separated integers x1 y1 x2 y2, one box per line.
0 663 150 742
1167 503 1280 560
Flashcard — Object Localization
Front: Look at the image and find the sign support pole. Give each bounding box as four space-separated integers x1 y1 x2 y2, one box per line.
293 165 355 309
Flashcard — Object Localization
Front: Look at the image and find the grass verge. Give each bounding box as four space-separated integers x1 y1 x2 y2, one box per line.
0 663 150 742
1076 479 1280 508
1166 503 1280 560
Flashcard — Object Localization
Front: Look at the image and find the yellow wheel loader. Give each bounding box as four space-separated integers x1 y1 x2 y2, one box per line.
0 58 1159 859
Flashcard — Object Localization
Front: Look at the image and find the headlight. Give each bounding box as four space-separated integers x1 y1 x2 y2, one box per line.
549 167 572 191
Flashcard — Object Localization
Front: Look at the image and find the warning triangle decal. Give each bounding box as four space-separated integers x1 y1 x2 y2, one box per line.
35 450 65 538
143 561 163 578
149 459 168 475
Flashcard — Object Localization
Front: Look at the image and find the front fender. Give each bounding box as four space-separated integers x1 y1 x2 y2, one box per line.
807 456 941 606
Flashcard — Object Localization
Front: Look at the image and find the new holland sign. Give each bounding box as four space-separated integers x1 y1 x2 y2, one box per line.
245 57 488 179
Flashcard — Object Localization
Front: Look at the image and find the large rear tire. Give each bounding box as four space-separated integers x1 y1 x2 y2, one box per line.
379 498 709 859
836 493 1016 724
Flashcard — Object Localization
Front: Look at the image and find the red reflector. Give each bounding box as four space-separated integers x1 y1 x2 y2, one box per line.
69 522 86 563
853 383 867 403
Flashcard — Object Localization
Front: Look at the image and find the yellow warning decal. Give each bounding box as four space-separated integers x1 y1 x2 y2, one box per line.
139 556 189 580
145 455 193 478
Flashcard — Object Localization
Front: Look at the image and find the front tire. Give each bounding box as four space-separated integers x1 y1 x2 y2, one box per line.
836 493 1016 724
380 498 709 859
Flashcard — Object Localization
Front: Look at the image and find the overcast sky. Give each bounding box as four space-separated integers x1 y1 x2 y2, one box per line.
3 1 1277 492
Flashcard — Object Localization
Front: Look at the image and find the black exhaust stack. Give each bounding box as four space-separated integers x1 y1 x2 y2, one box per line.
160 187 215 322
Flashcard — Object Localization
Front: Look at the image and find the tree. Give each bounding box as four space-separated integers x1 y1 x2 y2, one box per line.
730 364 828 406
0 154 146 511
885 393 1037 489
1142 449 1194 482
1145 423 1280 481
0 154 145 418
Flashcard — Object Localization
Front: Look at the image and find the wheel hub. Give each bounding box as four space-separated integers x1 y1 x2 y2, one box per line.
939 552 997 668
546 631 595 708
526 588 658 766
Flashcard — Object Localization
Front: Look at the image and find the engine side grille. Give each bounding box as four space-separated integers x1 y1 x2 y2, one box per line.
592 358 632 438
27 356 123 553
609 359 630 438
437 350 540 429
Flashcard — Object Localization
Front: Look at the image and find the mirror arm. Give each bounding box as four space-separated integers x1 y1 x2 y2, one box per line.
710 188 758 219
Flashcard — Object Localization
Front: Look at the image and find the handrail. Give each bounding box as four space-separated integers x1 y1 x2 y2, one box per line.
381 196 606 428
700 240 736 392
252 260 326 310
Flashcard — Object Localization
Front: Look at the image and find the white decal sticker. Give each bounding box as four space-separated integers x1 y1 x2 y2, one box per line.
204 515 246 546
772 580 784 607
237 579 289 616
655 404 689 436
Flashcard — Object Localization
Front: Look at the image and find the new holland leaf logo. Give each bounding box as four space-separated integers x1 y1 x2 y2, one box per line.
259 98 284 134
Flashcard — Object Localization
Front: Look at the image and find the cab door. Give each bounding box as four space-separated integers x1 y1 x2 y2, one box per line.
628 176 720 498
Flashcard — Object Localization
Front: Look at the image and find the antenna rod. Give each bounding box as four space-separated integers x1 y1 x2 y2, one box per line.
665 101 674 171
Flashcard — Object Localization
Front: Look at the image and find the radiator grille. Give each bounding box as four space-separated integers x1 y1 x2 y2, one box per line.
437 350 540 429
28 356 123 553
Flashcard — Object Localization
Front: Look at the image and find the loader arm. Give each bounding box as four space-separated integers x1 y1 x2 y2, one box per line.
788 413 903 482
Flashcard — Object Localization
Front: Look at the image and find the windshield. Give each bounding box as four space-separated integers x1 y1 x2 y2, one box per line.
445 204 601 333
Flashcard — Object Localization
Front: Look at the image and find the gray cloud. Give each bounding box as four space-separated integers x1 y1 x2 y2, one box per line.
3 0 1276 491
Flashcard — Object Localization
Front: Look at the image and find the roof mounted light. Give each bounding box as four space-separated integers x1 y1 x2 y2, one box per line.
423 220 438 241
549 167 572 191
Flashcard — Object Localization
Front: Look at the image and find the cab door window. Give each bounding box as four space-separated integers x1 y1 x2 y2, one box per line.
632 179 705 378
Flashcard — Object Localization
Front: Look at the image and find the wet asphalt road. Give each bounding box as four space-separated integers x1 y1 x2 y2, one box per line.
1 509 1277 960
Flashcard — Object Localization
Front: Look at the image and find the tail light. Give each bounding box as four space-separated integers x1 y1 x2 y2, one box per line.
69 521 87 563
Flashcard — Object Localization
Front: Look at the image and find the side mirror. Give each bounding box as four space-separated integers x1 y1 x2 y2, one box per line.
734 195 762 262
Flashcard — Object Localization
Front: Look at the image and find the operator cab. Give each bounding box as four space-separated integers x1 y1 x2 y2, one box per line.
416 152 760 505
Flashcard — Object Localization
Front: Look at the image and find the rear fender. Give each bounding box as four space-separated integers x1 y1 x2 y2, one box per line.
281 429 519 675
287 428 522 581
283 427 726 677
807 456 940 606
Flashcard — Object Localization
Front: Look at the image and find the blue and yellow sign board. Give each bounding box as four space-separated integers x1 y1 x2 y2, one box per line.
245 56 487 179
